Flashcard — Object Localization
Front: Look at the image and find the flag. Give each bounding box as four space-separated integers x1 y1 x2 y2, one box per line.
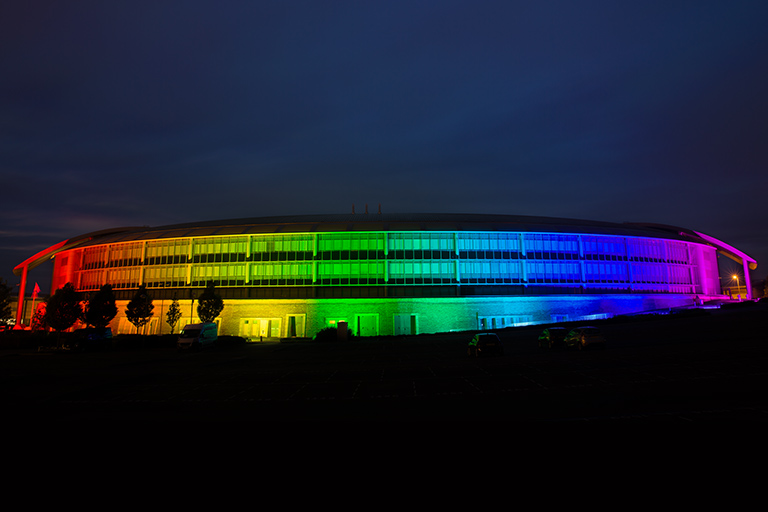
32 283 40 299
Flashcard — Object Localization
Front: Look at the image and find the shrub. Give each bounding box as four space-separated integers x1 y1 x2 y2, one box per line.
312 327 355 342
313 327 337 342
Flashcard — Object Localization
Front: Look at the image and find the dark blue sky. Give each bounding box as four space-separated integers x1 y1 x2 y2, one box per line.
2 1 767 292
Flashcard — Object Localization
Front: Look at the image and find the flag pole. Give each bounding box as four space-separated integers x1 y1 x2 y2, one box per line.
30 283 40 326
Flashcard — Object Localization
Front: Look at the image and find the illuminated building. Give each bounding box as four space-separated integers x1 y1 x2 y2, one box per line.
13 213 757 338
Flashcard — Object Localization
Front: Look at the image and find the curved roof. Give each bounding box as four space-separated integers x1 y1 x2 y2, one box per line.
14 213 755 273
43 213 703 243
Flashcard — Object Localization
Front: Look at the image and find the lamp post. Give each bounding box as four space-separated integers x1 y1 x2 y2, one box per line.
733 274 740 301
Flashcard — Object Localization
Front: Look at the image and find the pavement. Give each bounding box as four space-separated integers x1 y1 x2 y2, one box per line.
1 300 766 422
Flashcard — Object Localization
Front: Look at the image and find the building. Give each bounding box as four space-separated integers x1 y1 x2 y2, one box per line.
13 213 757 339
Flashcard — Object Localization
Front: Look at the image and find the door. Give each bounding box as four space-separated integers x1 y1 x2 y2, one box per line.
394 314 417 335
356 314 378 337
287 315 305 337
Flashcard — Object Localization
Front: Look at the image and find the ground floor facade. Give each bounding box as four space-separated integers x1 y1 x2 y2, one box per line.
108 293 708 340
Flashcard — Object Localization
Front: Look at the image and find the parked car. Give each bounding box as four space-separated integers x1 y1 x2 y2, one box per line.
537 327 567 349
468 332 503 356
178 322 218 350
564 326 606 350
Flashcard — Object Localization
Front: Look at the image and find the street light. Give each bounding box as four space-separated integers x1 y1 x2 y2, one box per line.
733 274 740 301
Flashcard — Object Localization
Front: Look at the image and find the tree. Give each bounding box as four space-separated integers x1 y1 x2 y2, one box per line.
166 297 182 333
125 285 154 333
44 283 83 341
197 282 223 323
84 284 117 328
0 278 13 328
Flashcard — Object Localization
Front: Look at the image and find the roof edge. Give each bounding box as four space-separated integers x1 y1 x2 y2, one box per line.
13 227 142 275
692 231 758 270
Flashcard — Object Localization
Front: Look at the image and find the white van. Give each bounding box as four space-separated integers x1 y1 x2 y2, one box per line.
177 322 218 350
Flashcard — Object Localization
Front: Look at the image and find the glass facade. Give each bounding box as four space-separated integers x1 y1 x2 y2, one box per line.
61 230 716 297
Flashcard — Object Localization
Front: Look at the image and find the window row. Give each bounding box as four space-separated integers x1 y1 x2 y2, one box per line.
74 262 701 290
75 234 700 271
81 243 143 270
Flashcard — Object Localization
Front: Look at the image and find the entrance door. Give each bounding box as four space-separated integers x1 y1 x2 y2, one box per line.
287 315 305 337
356 314 378 337
239 318 282 339
394 314 417 335
258 319 281 338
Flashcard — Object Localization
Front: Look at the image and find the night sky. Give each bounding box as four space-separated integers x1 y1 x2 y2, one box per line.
2 1 767 294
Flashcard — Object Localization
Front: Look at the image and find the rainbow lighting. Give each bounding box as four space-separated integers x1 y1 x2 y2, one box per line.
13 213 757 338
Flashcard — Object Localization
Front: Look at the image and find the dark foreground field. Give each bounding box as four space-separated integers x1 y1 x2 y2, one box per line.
1 301 766 422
